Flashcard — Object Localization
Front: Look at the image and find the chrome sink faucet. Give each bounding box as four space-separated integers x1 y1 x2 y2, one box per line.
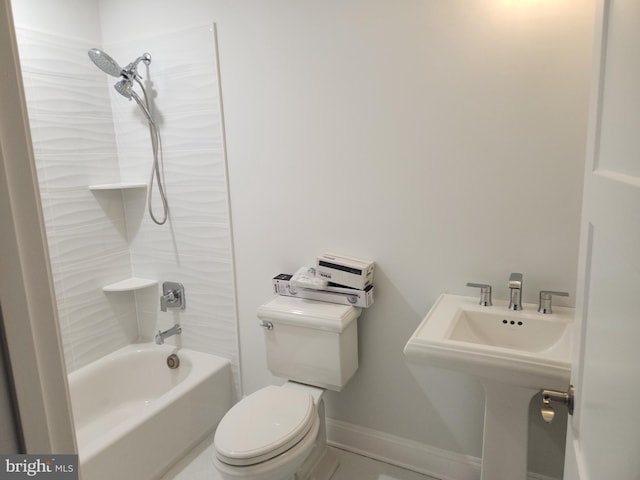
155 324 182 345
508 273 523 311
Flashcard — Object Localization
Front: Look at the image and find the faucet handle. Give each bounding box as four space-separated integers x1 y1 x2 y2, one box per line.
466 283 493 306
161 281 185 312
538 290 569 314
160 289 176 312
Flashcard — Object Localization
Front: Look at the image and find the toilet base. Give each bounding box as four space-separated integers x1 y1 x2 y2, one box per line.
295 392 339 480
298 445 338 480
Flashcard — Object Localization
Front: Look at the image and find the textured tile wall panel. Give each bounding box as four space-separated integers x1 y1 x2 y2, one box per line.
114 24 239 395
112 109 223 154
28 114 119 156
34 153 121 188
16 27 133 372
47 221 130 266
45 188 127 234
152 185 231 224
20 72 113 119
16 28 101 79
118 150 227 188
131 221 232 260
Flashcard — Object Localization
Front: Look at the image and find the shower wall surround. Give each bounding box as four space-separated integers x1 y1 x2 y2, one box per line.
15 24 240 395
17 27 135 369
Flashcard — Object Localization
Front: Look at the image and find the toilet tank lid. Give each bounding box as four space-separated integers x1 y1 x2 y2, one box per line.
257 296 361 332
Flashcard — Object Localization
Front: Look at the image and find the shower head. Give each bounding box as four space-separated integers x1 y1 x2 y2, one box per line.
88 48 123 77
88 49 151 80
114 78 133 99
115 78 155 125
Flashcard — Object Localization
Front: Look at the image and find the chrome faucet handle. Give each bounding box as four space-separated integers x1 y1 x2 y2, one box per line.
160 281 185 312
160 290 176 312
538 290 569 314
466 283 493 306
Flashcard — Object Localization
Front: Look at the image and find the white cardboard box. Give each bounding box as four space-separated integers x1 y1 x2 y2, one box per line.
272 274 374 308
316 253 375 290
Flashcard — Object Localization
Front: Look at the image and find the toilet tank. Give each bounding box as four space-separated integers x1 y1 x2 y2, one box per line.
257 296 362 391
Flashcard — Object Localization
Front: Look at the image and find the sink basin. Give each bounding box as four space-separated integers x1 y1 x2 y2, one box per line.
404 293 575 480
404 293 573 389
450 308 568 352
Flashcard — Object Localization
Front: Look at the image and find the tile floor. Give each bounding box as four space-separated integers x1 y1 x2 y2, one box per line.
330 448 439 480
160 433 439 480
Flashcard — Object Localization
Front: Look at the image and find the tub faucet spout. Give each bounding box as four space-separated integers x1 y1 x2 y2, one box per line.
508 273 523 311
155 324 182 345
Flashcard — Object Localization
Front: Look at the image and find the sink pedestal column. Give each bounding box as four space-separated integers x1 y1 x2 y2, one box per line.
481 380 537 480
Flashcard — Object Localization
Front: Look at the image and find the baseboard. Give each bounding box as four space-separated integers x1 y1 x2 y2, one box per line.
326 418 480 480
325 418 559 480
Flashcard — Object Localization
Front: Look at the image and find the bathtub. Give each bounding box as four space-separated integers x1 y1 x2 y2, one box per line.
68 343 233 480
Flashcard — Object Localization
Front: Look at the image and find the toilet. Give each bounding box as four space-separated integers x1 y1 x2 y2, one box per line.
213 296 362 480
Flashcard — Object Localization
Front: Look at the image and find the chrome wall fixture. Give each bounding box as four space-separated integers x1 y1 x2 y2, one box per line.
88 48 169 225
160 281 186 312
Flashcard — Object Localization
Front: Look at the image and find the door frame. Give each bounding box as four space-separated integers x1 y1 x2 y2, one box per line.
0 0 75 454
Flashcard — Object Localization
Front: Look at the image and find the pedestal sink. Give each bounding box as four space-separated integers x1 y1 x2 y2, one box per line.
404 294 574 480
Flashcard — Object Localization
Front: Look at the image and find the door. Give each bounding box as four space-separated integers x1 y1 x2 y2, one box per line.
0 305 22 453
564 0 640 478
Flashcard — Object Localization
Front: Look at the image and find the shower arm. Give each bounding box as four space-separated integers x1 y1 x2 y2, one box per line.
122 53 151 81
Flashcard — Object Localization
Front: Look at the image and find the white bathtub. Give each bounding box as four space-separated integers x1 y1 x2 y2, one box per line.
68 343 233 480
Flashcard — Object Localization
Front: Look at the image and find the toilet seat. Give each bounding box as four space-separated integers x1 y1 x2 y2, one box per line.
214 386 317 467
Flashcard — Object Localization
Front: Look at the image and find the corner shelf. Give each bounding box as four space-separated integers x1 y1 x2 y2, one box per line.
102 278 158 292
89 183 146 191
91 183 153 293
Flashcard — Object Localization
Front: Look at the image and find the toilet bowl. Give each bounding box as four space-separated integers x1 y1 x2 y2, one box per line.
213 384 332 480
213 297 361 480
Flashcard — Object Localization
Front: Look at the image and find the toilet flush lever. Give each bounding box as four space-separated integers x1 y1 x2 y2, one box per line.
540 385 575 423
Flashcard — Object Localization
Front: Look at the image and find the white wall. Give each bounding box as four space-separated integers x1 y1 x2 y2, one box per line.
16 0 595 478
215 2 592 477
